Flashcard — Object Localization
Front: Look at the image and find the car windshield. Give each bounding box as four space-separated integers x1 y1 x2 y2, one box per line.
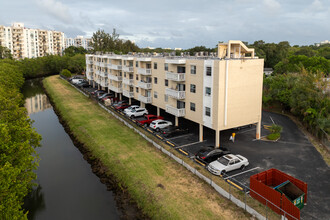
131 109 136 113
217 157 229 166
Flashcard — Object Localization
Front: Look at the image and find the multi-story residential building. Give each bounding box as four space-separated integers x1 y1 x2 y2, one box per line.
65 35 92 50
0 23 65 59
86 40 264 147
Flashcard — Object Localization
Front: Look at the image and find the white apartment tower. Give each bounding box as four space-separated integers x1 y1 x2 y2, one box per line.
0 23 65 59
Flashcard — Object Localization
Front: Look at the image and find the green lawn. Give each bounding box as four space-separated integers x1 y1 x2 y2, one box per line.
43 75 252 220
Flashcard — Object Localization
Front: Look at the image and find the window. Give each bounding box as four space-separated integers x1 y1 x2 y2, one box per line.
190 102 196 111
136 87 139 93
205 107 211 117
136 75 139 80
136 61 138 67
164 94 168 102
164 63 168 71
154 91 158 98
205 87 211 96
190 84 196 93
154 62 157 69
165 79 168 86
191 65 196 74
154 77 158 84
206 67 212 76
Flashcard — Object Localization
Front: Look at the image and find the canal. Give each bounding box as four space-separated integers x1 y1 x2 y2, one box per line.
22 78 121 220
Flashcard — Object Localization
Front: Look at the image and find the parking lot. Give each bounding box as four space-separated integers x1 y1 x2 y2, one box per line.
76 81 330 219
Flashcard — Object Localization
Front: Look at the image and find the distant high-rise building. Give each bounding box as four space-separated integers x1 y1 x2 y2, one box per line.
64 35 92 51
0 23 65 59
315 40 330 47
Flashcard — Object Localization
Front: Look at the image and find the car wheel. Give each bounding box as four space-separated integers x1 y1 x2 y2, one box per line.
143 124 148 128
220 170 226 176
156 128 160 132
130 115 134 119
240 165 245 170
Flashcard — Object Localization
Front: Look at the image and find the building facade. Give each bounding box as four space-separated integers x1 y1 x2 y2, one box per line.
65 35 92 50
85 40 264 147
0 23 65 59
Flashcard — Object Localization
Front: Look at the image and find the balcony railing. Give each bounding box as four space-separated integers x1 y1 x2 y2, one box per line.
123 90 134 98
95 70 101 75
95 61 100 66
95 78 101 84
123 78 134 86
137 57 152 62
86 74 93 80
138 81 152 90
165 58 186 64
165 72 185 81
108 74 122 81
109 64 122 70
100 62 107 68
165 88 185 99
122 66 134 72
99 71 108 78
138 95 152 103
137 68 152 75
86 68 94 73
166 104 186 117
100 81 109 88
109 85 123 93
87 60 93 64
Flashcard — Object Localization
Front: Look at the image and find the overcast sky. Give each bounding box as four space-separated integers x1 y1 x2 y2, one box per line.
1 0 329 48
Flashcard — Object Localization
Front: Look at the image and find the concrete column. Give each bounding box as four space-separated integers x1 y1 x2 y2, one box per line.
119 93 122 100
108 88 110 93
175 116 178 126
157 107 160 116
93 81 95 88
199 123 203 142
140 102 145 108
256 121 261 139
215 130 220 148
115 93 117 98
98 84 100 90
129 98 131 105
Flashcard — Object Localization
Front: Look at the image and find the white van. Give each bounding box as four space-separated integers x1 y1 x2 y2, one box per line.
72 78 85 84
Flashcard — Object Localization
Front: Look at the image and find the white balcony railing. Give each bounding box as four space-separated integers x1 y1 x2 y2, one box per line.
95 70 101 75
137 68 152 75
109 85 123 93
122 66 134 72
165 88 185 99
86 68 94 73
100 81 109 88
100 62 107 68
166 104 185 117
138 81 152 90
109 64 122 70
137 57 152 62
123 90 134 98
138 95 152 103
86 74 93 80
87 60 93 64
95 61 100 66
123 78 134 86
108 74 122 81
165 72 185 81
99 71 108 78
95 78 101 84
165 58 186 64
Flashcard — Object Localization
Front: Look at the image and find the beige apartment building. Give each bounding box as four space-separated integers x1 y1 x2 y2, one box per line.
0 23 65 59
85 40 264 147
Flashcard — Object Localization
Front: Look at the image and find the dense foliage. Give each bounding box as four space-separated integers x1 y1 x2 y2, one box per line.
60 69 72 78
0 61 41 219
263 69 330 139
63 46 87 57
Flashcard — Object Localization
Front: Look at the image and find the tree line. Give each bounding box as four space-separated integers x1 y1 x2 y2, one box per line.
0 60 41 219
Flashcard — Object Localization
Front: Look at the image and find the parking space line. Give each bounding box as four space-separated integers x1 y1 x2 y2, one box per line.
167 133 194 140
175 140 207 149
166 141 175 147
194 158 206 166
156 134 163 140
237 128 255 134
147 129 153 133
224 167 260 180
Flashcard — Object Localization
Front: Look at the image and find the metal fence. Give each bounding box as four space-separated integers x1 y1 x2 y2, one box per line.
61 76 301 220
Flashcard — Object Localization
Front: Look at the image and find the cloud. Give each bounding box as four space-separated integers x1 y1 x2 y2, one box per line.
263 0 281 12
35 0 72 23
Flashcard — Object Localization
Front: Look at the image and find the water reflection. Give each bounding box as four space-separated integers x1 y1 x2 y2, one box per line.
24 94 51 114
23 185 46 219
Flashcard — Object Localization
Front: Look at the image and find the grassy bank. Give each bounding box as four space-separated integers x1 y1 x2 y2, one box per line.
43 75 252 219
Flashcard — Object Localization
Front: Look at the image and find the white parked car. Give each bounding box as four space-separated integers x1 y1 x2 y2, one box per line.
124 105 140 114
149 119 173 131
126 108 148 118
207 154 249 176
71 78 85 84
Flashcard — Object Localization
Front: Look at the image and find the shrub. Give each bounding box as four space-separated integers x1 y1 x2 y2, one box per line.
270 124 282 134
60 69 71 78
267 133 280 140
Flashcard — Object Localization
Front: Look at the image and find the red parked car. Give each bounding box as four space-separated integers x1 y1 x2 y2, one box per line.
114 103 130 110
135 115 164 127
